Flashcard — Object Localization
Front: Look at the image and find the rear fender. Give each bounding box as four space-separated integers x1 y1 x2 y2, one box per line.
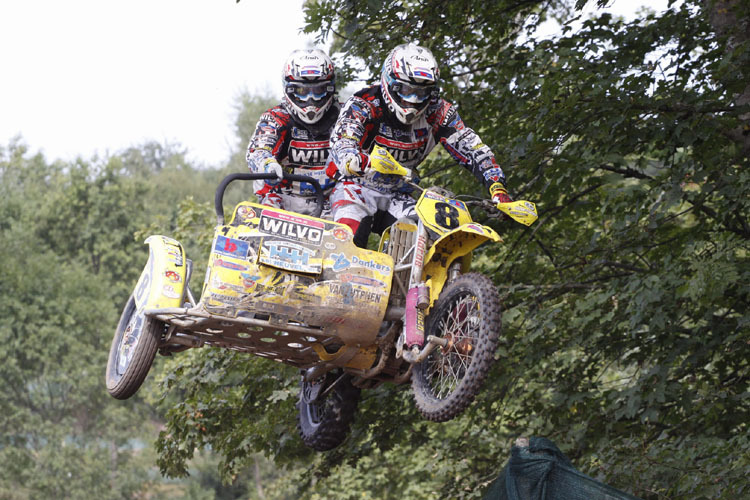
422 223 501 311
133 235 188 311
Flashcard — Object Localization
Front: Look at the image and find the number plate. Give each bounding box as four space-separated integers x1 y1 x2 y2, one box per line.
416 190 473 235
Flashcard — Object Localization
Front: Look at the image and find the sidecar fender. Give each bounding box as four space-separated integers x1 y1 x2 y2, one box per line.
132 235 188 312
422 223 501 311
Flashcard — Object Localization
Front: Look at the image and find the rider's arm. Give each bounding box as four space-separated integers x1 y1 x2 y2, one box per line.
246 108 289 185
429 100 510 201
327 94 378 177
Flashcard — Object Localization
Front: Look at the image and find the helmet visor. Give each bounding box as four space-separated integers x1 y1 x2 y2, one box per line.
286 82 334 102
391 81 438 104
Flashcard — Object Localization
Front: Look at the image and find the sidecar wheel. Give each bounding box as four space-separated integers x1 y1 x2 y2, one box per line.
297 372 360 451
412 273 501 422
106 295 162 399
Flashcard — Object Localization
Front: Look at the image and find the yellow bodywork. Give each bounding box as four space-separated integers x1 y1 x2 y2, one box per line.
198 202 393 369
496 200 539 226
369 146 413 178
421 223 501 310
133 235 188 311
412 189 502 311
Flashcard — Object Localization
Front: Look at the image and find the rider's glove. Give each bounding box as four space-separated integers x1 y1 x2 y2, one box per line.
338 151 369 177
490 181 513 205
262 158 284 186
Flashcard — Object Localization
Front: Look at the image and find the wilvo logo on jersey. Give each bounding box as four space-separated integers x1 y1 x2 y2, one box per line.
289 140 330 166
374 136 427 165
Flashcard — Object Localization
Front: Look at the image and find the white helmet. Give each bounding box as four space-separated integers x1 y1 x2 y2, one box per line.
381 43 440 124
282 49 336 124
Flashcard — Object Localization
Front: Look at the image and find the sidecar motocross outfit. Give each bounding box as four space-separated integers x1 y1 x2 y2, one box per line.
246 102 340 217
327 84 506 246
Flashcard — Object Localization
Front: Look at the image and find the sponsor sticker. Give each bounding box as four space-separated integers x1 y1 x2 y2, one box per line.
330 253 391 274
260 240 321 273
259 209 324 245
214 259 249 271
210 293 241 304
331 253 350 271
465 223 486 234
165 247 183 266
291 127 310 139
240 273 261 289
165 270 181 282
448 199 467 210
236 206 257 221
214 235 249 259
162 284 180 299
340 273 386 288
332 227 350 241
328 282 383 304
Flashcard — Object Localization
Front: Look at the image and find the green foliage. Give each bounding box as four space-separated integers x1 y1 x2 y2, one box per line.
226 89 280 175
0 141 157 499
4 1 749 496
201 0 749 498
0 132 268 498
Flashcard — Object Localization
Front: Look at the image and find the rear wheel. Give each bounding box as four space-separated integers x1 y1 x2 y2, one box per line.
106 295 162 399
297 371 360 451
412 273 501 422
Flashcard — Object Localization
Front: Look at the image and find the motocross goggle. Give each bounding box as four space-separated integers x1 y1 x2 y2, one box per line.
286 82 335 102
390 80 439 104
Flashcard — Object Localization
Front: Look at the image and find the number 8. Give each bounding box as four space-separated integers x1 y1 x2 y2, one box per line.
435 202 460 229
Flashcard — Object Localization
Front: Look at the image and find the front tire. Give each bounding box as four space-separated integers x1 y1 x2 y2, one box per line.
412 273 501 422
297 372 360 451
106 295 162 399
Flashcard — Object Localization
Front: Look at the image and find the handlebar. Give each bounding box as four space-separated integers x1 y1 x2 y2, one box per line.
214 173 324 224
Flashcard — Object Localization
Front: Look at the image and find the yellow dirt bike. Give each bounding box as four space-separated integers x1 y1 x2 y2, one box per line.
106 146 537 451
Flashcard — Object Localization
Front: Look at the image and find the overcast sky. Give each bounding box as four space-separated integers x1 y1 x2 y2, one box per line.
0 1 668 167
0 0 316 166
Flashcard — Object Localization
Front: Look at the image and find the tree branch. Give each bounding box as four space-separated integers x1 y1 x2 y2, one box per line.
596 163 654 180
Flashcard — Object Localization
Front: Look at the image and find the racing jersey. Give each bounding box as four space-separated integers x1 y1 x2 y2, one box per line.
246 102 339 198
328 84 506 193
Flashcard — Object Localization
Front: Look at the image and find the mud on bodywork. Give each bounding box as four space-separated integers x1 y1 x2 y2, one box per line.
200 202 394 347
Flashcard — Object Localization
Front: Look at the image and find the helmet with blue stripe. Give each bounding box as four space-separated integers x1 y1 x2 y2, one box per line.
381 43 440 124
282 49 336 124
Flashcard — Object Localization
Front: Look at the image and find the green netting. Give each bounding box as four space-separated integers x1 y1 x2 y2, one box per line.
483 437 642 500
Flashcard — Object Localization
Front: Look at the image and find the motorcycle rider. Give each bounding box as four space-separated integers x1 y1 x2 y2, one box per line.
246 49 339 217
326 43 513 247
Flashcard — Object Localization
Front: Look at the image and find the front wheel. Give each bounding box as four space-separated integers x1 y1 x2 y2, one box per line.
106 295 162 399
297 371 360 451
412 273 501 422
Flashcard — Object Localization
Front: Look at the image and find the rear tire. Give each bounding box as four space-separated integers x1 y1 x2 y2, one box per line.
297 372 360 451
412 273 501 422
106 295 162 399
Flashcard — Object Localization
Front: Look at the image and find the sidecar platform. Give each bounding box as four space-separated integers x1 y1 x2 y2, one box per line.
146 305 378 371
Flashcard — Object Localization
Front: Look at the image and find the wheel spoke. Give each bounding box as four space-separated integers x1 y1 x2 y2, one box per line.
425 292 482 400
117 315 142 375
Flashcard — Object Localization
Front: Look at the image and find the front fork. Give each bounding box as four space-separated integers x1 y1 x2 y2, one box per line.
397 220 431 361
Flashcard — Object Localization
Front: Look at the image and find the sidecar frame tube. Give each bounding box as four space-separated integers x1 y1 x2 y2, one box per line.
144 306 329 337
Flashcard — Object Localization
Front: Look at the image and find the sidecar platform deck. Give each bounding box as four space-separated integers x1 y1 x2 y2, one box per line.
145 306 341 368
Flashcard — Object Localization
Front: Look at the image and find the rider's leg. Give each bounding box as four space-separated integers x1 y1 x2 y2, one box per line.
279 192 332 218
386 192 417 222
255 182 284 208
330 181 379 248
